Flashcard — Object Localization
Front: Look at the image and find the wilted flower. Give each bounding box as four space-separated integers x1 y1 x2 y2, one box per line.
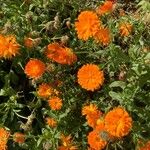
13 132 25 144
46 42 77 65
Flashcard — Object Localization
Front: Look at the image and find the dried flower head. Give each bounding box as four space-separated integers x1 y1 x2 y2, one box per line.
24 37 41 48
96 119 113 141
0 34 20 59
24 37 34 48
77 64 104 91
13 132 25 144
94 27 111 46
1 21 12 34
119 23 132 36
104 107 132 137
46 42 77 65
75 11 101 40
96 1 114 16
0 128 10 150
24 59 46 79
48 97 62 110
45 117 57 128
119 9 125 16
61 35 69 45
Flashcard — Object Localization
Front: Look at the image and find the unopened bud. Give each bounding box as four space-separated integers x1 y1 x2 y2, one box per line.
66 20 71 29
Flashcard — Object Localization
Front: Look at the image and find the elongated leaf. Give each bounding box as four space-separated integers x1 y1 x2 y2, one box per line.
109 81 126 89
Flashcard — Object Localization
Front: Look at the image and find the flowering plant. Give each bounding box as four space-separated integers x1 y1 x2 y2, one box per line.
0 0 150 149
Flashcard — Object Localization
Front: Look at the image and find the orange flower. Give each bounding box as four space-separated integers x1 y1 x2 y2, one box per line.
96 119 114 141
13 132 25 144
77 64 104 91
139 140 150 150
82 103 99 116
45 117 57 128
24 59 46 79
24 37 34 48
37 83 59 99
86 111 102 128
75 11 101 41
0 128 10 150
48 97 62 110
104 107 132 137
46 42 77 65
58 134 77 150
82 104 102 128
88 147 95 150
119 23 132 36
94 27 111 46
87 130 107 150
96 1 114 16
0 34 20 59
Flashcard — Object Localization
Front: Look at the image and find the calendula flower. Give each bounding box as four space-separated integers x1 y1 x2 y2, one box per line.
96 1 114 16
86 111 102 128
94 27 111 46
46 42 77 65
139 140 150 150
48 97 62 110
119 22 132 36
82 103 99 116
24 59 46 79
75 11 101 41
0 34 20 59
45 117 57 128
38 83 53 98
0 128 10 150
24 37 34 48
88 130 107 150
82 104 102 128
13 132 25 144
96 119 113 141
58 134 77 150
37 83 59 99
104 107 132 137
77 64 104 91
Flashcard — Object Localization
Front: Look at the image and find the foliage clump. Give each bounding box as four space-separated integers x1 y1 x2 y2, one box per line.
0 0 150 149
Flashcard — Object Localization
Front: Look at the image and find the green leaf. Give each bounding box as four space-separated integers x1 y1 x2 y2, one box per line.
109 91 123 101
144 53 150 59
0 89 6 96
37 137 43 147
109 81 126 89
